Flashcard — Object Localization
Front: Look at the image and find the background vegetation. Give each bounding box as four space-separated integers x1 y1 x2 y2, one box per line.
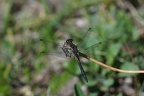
0 0 144 96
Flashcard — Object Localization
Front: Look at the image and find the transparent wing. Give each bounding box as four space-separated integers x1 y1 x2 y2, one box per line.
39 39 68 59
39 39 78 59
75 28 101 56
84 42 101 50
79 42 102 57
77 28 92 48
41 51 69 59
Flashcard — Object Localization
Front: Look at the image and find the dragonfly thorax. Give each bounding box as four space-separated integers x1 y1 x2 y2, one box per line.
61 40 75 58
61 38 80 58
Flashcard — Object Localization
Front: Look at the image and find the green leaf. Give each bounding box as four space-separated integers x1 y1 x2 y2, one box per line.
103 78 114 87
74 84 85 96
132 27 139 41
106 43 121 65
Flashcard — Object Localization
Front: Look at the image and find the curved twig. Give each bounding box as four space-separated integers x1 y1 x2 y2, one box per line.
79 52 144 73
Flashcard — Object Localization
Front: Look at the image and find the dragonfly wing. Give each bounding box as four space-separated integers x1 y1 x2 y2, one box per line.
76 58 88 82
41 50 71 59
84 42 101 50
78 28 91 48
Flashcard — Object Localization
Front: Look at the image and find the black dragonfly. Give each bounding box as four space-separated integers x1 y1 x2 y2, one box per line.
40 28 101 82
60 28 101 82
61 38 89 82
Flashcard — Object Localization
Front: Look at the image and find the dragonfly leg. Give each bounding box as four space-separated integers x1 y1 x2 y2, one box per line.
70 53 72 58
65 53 68 57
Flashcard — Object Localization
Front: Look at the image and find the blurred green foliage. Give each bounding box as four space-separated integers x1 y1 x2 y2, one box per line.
0 0 144 96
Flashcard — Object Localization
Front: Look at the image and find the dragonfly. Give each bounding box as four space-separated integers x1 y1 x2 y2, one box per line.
60 28 102 82
40 28 101 82
61 38 89 82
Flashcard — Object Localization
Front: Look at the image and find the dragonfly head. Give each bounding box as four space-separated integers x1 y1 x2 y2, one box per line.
66 39 73 44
